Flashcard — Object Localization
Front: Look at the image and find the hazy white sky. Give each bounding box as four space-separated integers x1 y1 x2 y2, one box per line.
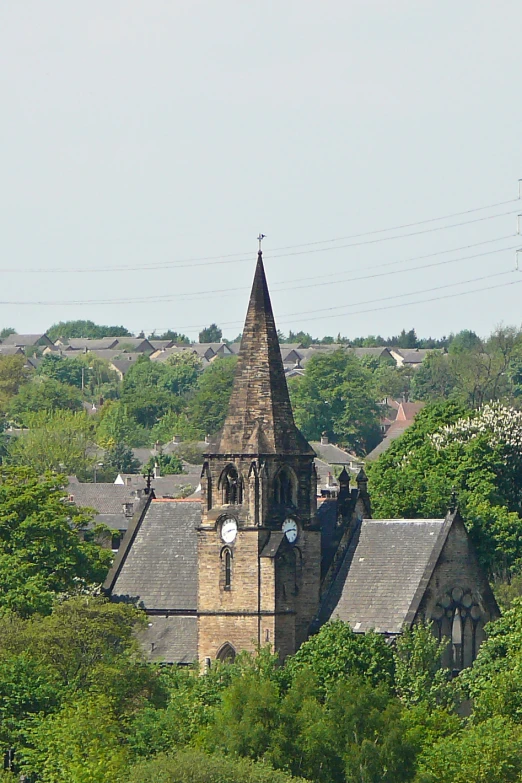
1 1 521 341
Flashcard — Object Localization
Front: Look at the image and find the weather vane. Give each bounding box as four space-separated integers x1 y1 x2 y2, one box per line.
257 233 266 251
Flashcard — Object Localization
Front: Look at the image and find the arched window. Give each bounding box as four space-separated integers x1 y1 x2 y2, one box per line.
222 547 232 590
219 465 242 505
274 466 296 506
216 642 236 663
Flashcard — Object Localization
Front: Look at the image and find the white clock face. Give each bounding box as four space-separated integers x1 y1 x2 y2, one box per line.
282 518 298 544
221 518 238 544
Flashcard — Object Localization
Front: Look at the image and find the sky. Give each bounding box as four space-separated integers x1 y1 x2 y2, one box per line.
1 0 521 342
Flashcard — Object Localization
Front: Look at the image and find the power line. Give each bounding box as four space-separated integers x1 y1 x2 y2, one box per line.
2 243 518 306
0 205 519 275
3 242 517 307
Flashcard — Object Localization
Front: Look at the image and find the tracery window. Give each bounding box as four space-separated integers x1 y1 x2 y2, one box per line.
431 587 484 671
216 642 236 663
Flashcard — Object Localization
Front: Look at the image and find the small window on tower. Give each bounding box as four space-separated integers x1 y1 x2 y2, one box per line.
225 549 232 589
274 466 296 506
220 465 242 505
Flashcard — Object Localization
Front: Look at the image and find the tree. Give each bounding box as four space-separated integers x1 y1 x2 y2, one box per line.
8 377 83 426
22 694 129 783
186 357 238 436
417 716 522 783
394 622 453 711
199 323 222 343
46 320 131 341
7 411 96 478
0 469 112 616
368 401 522 578
96 400 142 448
0 355 29 413
104 442 141 475
129 750 307 783
410 353 456 401
149 330 190 345
286 620 394 691
145 453 184 475
36 353 86 389
462 599 522 723
289 350 381 454
0 328 16 339
448 329 481 354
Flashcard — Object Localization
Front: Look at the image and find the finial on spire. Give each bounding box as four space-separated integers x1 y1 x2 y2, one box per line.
257 233 266 254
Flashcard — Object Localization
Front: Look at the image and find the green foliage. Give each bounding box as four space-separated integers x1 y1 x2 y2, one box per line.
22 693 129 783
394 622 453 711
368 400 522 577
146 453 184 475
104 442 141 475
410 353 456 401
128 750 307 783
289 350 381 454
8 377 83 425
150 411 203 445
7 410 96 477
96 400 149 449
46 320 131 341
286 620 394 690
36 353 85 388
0 327 16 339
462 599 522 723
199 323 222 343
0 470 112 616
448 329 481 354
0 355 29 413
417 716 522 783
149 330 190 345
186 357 238 436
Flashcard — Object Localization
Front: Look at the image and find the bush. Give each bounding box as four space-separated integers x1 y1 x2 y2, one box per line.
128 749 307 783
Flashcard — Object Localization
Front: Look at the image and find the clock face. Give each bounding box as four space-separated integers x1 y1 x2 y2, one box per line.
282 518 298 544
221 517 238 544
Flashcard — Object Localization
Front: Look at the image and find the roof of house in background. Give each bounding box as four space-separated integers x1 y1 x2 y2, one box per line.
350 347 393 359
65 481 148 532
148 340 176 350
320 517 450 634
1 333 53 347
0 345 24 355
115 469 202 498
60 337 120 350
311 441 361 466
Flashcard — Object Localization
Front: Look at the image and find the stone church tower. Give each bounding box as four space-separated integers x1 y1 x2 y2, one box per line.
197 250 320 664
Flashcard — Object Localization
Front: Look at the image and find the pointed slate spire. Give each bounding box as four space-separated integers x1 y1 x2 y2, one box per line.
218 251 314 455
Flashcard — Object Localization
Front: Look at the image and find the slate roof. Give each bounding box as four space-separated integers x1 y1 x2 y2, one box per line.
116 469 202 497
0 345 24 355
311 442 360 466
109 499 200 612
137 615 197 664
66 482 142 532
320 518 448 634
1 333 52 346
63 338 120 350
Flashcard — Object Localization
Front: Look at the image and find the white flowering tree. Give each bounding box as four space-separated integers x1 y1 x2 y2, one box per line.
369 401 522 579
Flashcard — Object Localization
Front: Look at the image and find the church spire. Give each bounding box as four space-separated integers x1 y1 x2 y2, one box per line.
218 250 313 455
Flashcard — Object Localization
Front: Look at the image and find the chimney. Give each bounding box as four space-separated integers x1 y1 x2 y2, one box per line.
321 432 329 445
122 502 134 517
205 433 211 445
154 461 161 479
126 476 132 486
172 435 182 444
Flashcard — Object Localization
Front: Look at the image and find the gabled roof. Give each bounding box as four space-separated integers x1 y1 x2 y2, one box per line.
217 252 313 456
320 516 454 634
0 345 24 355
1 333 52 346
63 337 120 350
107 498 200 613
311 441 360 466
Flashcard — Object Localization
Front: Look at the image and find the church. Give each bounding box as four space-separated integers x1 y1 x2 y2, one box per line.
105 250 499 671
